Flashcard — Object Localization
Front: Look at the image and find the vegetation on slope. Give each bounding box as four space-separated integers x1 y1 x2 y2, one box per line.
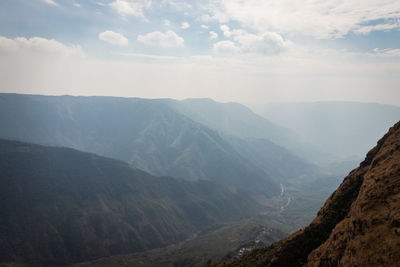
75 218 287 267
0 139 263 265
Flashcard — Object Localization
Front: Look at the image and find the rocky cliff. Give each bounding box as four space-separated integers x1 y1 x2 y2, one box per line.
218 120 400 266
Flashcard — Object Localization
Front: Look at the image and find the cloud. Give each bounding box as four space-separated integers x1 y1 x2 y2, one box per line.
0 36 18 52
233 30 290 54
0 35 84 57
201 24 209 29
209 31 218 39
109 0 150 18
214 27 290 55
138 30 184 47
113 52 177 60
73 2 81 8
220 24 231 37
213 40 239 55
41 0 58 6
204 0 400 39
354 21 400 35
181 22 190 29
98 30 129 46
373 48 400 57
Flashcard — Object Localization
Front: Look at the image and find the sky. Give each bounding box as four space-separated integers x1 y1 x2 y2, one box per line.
0 0 400 106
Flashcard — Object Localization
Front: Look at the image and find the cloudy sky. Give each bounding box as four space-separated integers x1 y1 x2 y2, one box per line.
0 0 400 105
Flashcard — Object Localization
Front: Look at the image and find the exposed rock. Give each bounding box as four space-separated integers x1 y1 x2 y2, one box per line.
217 121 400 267
306 120 400 266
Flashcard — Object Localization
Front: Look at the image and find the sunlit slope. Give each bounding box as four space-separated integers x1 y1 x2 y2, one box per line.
0 94 280 196
217 121 400 266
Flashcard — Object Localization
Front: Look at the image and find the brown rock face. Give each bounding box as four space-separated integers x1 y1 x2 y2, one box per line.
306 121 400 266
217 121 400 267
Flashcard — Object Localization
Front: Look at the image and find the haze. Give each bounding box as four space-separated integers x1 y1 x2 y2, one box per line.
1 0 400 106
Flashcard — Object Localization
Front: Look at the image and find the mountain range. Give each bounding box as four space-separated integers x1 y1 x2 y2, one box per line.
1 93 399 266
0 93 339 266
0 94 322 197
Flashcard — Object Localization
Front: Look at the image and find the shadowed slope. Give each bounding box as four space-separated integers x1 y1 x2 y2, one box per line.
0 139 263 265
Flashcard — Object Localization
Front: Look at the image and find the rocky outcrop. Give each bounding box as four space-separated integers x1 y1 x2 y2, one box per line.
306 120 400 266
218 121 400 267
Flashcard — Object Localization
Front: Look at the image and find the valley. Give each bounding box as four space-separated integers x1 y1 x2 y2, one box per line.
0 93 398 266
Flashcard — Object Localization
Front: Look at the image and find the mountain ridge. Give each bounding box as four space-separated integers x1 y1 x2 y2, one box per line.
0 93 283 197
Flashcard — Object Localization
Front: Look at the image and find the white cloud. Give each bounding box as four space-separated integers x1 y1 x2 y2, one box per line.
138 30 184 47
73 2 81 8
0 36 19 52
373 48 400 57
109 0 150 18
214 26 290 55
181 22 190 29
213 40 239 55
201 24 209 29
204 0 400 39
233 30 290 54
41 0 58 6
0 35 84 57
98 30 129 46
113 52 177 60
209 31 218 39
220 24 231 37
354 21 400 35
